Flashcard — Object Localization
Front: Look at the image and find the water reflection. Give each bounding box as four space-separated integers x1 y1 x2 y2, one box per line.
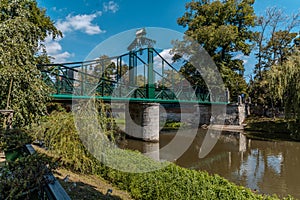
118 139 160 161
119 129 300 199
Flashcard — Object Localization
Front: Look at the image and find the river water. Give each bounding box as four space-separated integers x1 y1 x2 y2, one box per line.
118 129 300 199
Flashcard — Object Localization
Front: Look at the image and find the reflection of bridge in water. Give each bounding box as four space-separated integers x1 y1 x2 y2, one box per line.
118 130 247 162
40 46 228 141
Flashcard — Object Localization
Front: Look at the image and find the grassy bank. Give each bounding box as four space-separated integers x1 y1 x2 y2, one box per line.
1 111 296 199
244 117 300 141
28 111 294 200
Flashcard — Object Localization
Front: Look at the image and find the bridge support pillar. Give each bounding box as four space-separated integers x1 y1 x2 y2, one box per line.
195 105 211 125
125 102 159 142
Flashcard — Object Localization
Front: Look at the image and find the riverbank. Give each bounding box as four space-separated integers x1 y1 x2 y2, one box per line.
1 123 296 199
55 168 133 200
244 117 300 142
32 111 295 199
32 145 133 200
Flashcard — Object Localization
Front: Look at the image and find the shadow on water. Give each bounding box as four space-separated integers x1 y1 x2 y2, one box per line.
119 128 300 199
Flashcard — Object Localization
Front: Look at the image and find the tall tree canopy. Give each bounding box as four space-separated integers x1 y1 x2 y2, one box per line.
253 7 300 79
177 0 256 101
249 7 300 108
0 0 61 127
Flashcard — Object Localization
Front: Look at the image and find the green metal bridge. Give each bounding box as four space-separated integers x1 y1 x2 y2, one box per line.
40 47 226 104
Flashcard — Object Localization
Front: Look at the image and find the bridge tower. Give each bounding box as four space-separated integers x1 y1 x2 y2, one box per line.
125 29 159 142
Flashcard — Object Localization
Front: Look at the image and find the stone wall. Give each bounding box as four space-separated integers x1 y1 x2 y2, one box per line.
160 103 247 126
225 104 246 125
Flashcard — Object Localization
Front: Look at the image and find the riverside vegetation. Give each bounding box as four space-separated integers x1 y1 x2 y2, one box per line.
0 113 296 200
14 101 292 200
0 129 59 199
245 117 300 141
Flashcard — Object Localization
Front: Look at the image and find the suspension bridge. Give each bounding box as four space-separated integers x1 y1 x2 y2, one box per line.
40 47 223 104
39 29 228 141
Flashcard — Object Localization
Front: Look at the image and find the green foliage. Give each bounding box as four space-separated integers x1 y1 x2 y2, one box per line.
250 7 300 108
0 129 58 200
268 51 300 138
0 129 33 152
0 153 58 200
248 71 274 108
31 110 104 174
163 121 187 130
253 7 300 78
177 0 255 101
0 0 61 127
268 52 300 118
94 158 285 200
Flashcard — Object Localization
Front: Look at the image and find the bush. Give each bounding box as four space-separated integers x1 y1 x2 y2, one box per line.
0 129 33 152
0 129 58 200
0 153 58 200
31 111 105 174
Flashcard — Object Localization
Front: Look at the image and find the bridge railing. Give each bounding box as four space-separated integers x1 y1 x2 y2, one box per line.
39 48 219 103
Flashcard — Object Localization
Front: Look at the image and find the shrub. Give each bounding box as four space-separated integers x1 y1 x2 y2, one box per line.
0 129 58 200
0 129 33 152
0 153 58 200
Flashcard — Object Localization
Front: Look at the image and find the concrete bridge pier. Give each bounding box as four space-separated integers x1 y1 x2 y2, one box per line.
125 102 160 142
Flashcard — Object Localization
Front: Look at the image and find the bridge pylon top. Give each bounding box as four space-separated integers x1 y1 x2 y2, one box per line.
127 28 156 51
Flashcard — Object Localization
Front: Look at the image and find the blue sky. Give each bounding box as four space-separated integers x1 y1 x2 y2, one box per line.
37 0 300 77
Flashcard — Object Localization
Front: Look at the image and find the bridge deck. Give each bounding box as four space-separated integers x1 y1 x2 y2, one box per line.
51 94 228 104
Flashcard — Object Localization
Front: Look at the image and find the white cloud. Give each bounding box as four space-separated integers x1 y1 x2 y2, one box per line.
44 36 74 63
52 52 74 63
234 54 250 64
154 49 174 70
56 12 104 35
45 39 62 55
103 1 119 13
43 11 105 62
157 49 174 62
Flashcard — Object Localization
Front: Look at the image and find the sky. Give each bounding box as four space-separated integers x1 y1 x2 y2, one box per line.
37 0 300 78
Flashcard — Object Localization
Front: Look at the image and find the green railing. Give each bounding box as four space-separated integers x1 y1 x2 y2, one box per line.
40 48 226 104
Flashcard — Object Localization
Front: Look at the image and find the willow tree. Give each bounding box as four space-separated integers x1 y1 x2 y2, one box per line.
0 0 61 127
177 0 256 101
269 51 300 120
268 51 300 138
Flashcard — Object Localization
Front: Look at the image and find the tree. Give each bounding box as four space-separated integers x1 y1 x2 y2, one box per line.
254 7 300 79
177 0 256 101
249 7 300 109
0 0 61 127
267 51 300 138
268 51 300 119
136 74 147 87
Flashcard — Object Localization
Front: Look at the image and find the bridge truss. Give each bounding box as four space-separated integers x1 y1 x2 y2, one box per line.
40 48 226 104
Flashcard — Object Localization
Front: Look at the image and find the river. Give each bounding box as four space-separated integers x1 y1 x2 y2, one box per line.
118 129 300 199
